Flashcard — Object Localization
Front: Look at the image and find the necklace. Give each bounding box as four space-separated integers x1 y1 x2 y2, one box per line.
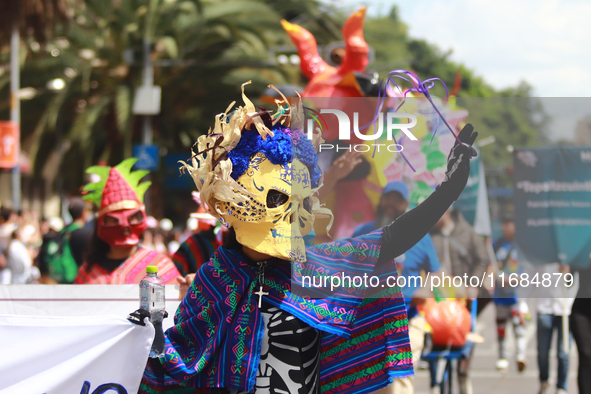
254 261 269 308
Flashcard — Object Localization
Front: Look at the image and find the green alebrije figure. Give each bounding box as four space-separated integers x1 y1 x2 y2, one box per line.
409 181 434 206
421 134 440 156
426 150 447 172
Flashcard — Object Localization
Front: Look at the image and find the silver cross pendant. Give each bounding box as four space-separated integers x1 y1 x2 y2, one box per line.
255 285 269 308
255 261 269 308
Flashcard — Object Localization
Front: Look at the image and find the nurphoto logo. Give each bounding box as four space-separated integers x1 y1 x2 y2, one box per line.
304 106 419 153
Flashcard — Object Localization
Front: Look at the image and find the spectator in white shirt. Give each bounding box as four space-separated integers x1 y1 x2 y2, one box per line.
6 228 34 284
536 263 578 394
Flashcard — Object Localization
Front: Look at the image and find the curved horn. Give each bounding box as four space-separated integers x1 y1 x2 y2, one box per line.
339 7 369 74
281 19 334 79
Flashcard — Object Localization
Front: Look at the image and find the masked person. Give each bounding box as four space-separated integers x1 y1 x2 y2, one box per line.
74 158 180 284
139 83 478 394
171 193 226 276
353 182 441 394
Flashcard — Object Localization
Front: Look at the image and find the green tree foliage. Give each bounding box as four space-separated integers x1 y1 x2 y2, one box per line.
0 0 74 42
457 84 549 166
1 0 298 194
0 0 547 198
360 7 549 167
363 6 412 74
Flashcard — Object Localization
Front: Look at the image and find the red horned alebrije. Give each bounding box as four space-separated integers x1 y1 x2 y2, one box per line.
281 7 369 98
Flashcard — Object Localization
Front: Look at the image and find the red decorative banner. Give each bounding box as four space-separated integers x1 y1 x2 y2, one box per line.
0 121 19 168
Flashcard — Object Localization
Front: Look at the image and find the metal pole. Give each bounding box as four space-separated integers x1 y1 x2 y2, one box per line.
142 36 153 212
142 37 153 145
56 116 67 222
10 22 21 211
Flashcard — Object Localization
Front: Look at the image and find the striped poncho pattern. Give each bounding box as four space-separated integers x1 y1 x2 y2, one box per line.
171 231 223 276
140 229 412 393
74 247 180 284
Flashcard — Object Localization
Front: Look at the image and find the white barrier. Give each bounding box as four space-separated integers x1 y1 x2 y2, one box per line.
0 284 182 330
0 285 183 394
0 314 153 394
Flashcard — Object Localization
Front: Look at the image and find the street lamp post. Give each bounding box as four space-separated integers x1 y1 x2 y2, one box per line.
142 36 154 147
141 36 153 213
44 78 67 220
10 21 21 211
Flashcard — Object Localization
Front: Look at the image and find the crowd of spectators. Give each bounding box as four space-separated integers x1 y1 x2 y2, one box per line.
0 202 189 285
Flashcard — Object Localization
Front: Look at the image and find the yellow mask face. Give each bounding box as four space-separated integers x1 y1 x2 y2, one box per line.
220 153 314 262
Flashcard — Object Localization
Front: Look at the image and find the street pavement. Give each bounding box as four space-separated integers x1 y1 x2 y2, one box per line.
413 300 579 394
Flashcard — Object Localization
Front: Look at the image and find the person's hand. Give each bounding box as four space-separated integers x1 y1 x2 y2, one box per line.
38 274 58 285
127 309 150 326
329 151 363 181
177 274 196 300
318 150 364 203
442 124 478 194
454 123 478 154
446 124 478 174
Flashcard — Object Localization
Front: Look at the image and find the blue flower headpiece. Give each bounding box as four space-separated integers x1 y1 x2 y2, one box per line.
227 125 322 189
180 82 326 221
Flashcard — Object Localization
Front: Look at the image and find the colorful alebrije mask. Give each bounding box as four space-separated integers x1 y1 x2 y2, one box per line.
82 158 151 246
181 81 332 262
82 158 151 215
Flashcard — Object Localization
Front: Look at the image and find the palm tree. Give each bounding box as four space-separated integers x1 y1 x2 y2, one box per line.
0 0 73 42
12 0 291 194
0 0 347 220
0 0 75 210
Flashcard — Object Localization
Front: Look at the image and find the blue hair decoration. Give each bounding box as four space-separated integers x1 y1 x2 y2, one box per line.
227 125 321 188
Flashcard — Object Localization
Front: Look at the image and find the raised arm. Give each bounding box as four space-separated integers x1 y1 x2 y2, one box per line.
378 124 478 264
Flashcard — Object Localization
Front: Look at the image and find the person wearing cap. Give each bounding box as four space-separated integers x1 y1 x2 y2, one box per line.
353 181 441 394
353 181 413 237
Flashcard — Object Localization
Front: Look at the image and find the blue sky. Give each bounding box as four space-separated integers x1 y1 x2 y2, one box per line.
321 0 591 98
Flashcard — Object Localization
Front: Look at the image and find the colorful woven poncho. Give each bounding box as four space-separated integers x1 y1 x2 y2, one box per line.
171 231 223 276
140 229 412 394
74 247 179 285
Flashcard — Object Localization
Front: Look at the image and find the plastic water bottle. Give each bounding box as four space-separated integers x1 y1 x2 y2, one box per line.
139 265 166 358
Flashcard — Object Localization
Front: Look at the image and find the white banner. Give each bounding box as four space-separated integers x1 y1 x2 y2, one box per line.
0 285 181 330
474 160 492 237
0 285 182 393
0 314 153 394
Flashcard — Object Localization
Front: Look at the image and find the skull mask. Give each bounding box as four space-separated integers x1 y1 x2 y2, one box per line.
220 153 314 263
